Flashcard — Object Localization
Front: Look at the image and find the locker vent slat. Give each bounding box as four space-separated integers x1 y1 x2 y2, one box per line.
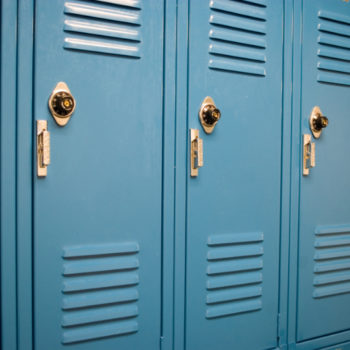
61 242 139 344
63 1 142 58
206 232 264 319
208 0 267 76
313 225 350 298
317 11 350 86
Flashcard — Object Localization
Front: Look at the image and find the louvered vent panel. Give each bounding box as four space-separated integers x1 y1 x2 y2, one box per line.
206 232 264 319
317 10 350 86
63 0 142 57
313 225 350 299
61 242 140 344
208 0 267 76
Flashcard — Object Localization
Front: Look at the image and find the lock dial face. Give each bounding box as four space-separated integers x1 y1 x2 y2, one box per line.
309 106 328 139
199 96 221 134
48 82 76 126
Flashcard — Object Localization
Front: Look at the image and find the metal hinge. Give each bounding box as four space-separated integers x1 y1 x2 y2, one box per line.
37 120 51 177
159 336 164 350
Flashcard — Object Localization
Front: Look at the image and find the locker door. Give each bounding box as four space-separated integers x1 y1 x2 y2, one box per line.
297 0 350 341
185 1 283 349
33 1 164 349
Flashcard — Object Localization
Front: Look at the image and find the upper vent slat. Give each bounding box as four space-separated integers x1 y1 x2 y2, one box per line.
319 10 350 26
210 29 266 48
64 2 141 25
318 73 350 86
208 0 267 76
318 33 350 50
63 1 142 57
210 13 266 34
240 0 267 6
64 38 141 57
64 20 141 42
94 0 142 9
318 22 350 38
318 47 350 62
317 11 350 87
210 0 266 21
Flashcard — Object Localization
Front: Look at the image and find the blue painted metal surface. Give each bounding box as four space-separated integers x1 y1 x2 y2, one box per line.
32 1 164 349
17 1 35 349
293 329 350 350
296 0 350 342
2 1 350 349
184 1 284 349
1 1 19 349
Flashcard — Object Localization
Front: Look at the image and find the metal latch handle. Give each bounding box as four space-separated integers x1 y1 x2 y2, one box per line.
37 120 51 177
303 134 315 176
190 129 204 177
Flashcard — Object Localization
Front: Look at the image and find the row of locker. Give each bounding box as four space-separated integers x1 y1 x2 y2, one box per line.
1 0 350 349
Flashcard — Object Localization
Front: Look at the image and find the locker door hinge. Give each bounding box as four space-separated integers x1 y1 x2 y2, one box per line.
159 336 164 350
277 312 287 349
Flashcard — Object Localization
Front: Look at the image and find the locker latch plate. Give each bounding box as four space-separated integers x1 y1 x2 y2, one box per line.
190 129 203 177
303 134 315 176
37 120 51 177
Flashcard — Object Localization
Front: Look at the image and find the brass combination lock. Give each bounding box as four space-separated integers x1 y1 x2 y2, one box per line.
199 96 221 134
309 106 328 139
48 82 76 126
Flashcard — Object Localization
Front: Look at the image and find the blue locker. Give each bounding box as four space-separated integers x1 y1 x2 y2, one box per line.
1 1 350 350
32 1 164 349
292 0 350 347
185 1 283 349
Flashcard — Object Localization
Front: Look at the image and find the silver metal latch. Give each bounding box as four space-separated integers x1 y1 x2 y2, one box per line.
190 129 203 177
303 134 315 176
37 120 51 177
